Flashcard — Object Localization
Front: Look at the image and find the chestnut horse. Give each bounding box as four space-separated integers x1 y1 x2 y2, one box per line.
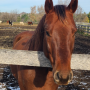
10 0 78 90
28 22 33 25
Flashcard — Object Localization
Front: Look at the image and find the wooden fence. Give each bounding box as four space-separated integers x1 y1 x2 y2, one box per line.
0 49 90 70
76 24 90 35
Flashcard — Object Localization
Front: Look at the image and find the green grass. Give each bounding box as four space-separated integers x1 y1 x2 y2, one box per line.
77 30 84 35
77 29 90 36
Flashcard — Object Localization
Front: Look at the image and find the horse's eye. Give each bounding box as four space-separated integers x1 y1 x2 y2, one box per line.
46 31 50 36
73 31 77 37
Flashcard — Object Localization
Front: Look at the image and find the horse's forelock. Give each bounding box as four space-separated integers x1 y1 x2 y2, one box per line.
54 5 66 20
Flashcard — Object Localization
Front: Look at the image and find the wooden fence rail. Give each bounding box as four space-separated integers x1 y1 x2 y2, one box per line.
76 24 90 35
0 49 90 70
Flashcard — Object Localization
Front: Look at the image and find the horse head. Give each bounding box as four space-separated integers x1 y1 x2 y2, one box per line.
43 0 78 85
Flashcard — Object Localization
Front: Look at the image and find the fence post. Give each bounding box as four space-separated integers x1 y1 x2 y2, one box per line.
76 23 90 35
85 26 87 34
89 26 90 35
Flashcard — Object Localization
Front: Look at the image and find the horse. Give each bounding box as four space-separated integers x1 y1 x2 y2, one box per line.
28 22 33 25
7 21 9 23
7 20 13 26
20 22 24 25
10 0 78 90
0 21 2 24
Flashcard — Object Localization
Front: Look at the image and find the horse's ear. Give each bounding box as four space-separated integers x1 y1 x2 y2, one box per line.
45 0 54 14
67 0 78 13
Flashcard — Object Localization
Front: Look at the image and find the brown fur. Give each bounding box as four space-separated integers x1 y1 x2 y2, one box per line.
28 22 33 25
10 0 78 90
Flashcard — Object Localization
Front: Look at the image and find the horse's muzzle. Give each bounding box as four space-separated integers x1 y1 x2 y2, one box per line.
54 70 73 85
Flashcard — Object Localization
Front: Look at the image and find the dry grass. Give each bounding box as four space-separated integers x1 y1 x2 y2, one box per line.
0 22 38 26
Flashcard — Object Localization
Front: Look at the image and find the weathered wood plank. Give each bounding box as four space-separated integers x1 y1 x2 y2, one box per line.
71 54 90 70
0 49 52 68
0 49 90 70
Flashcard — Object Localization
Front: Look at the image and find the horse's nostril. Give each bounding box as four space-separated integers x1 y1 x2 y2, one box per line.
54 71 73 85
69 71 73 81
54 71 60 82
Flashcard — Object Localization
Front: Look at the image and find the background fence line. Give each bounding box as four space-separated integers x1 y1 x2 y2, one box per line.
76 22 90 35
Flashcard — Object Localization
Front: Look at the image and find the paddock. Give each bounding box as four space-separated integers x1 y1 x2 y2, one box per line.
0 24 90 90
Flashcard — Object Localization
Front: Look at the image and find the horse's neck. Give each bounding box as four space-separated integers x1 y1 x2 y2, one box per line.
29 15 46 51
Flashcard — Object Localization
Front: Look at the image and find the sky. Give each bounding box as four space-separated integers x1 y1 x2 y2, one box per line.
0 0 90 14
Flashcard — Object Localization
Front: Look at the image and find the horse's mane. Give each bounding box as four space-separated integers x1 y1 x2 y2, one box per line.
28 15 46 51
28 5 66 51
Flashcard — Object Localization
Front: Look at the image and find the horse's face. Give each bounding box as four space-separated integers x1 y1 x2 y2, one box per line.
43 0 78 85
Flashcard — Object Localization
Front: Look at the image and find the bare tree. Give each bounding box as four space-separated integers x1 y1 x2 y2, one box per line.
75 5 83 15
0 10 18 22
0 12 2 20
74 5 84 22
31 6 36 14
9 10 18 22
37 5 45 14
30 6 36 22
36 5 45 22
58 0 70 6
1 12 10 22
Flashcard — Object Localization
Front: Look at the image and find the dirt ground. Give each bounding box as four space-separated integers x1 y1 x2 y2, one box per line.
0 25 37 49
0 24 90 90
